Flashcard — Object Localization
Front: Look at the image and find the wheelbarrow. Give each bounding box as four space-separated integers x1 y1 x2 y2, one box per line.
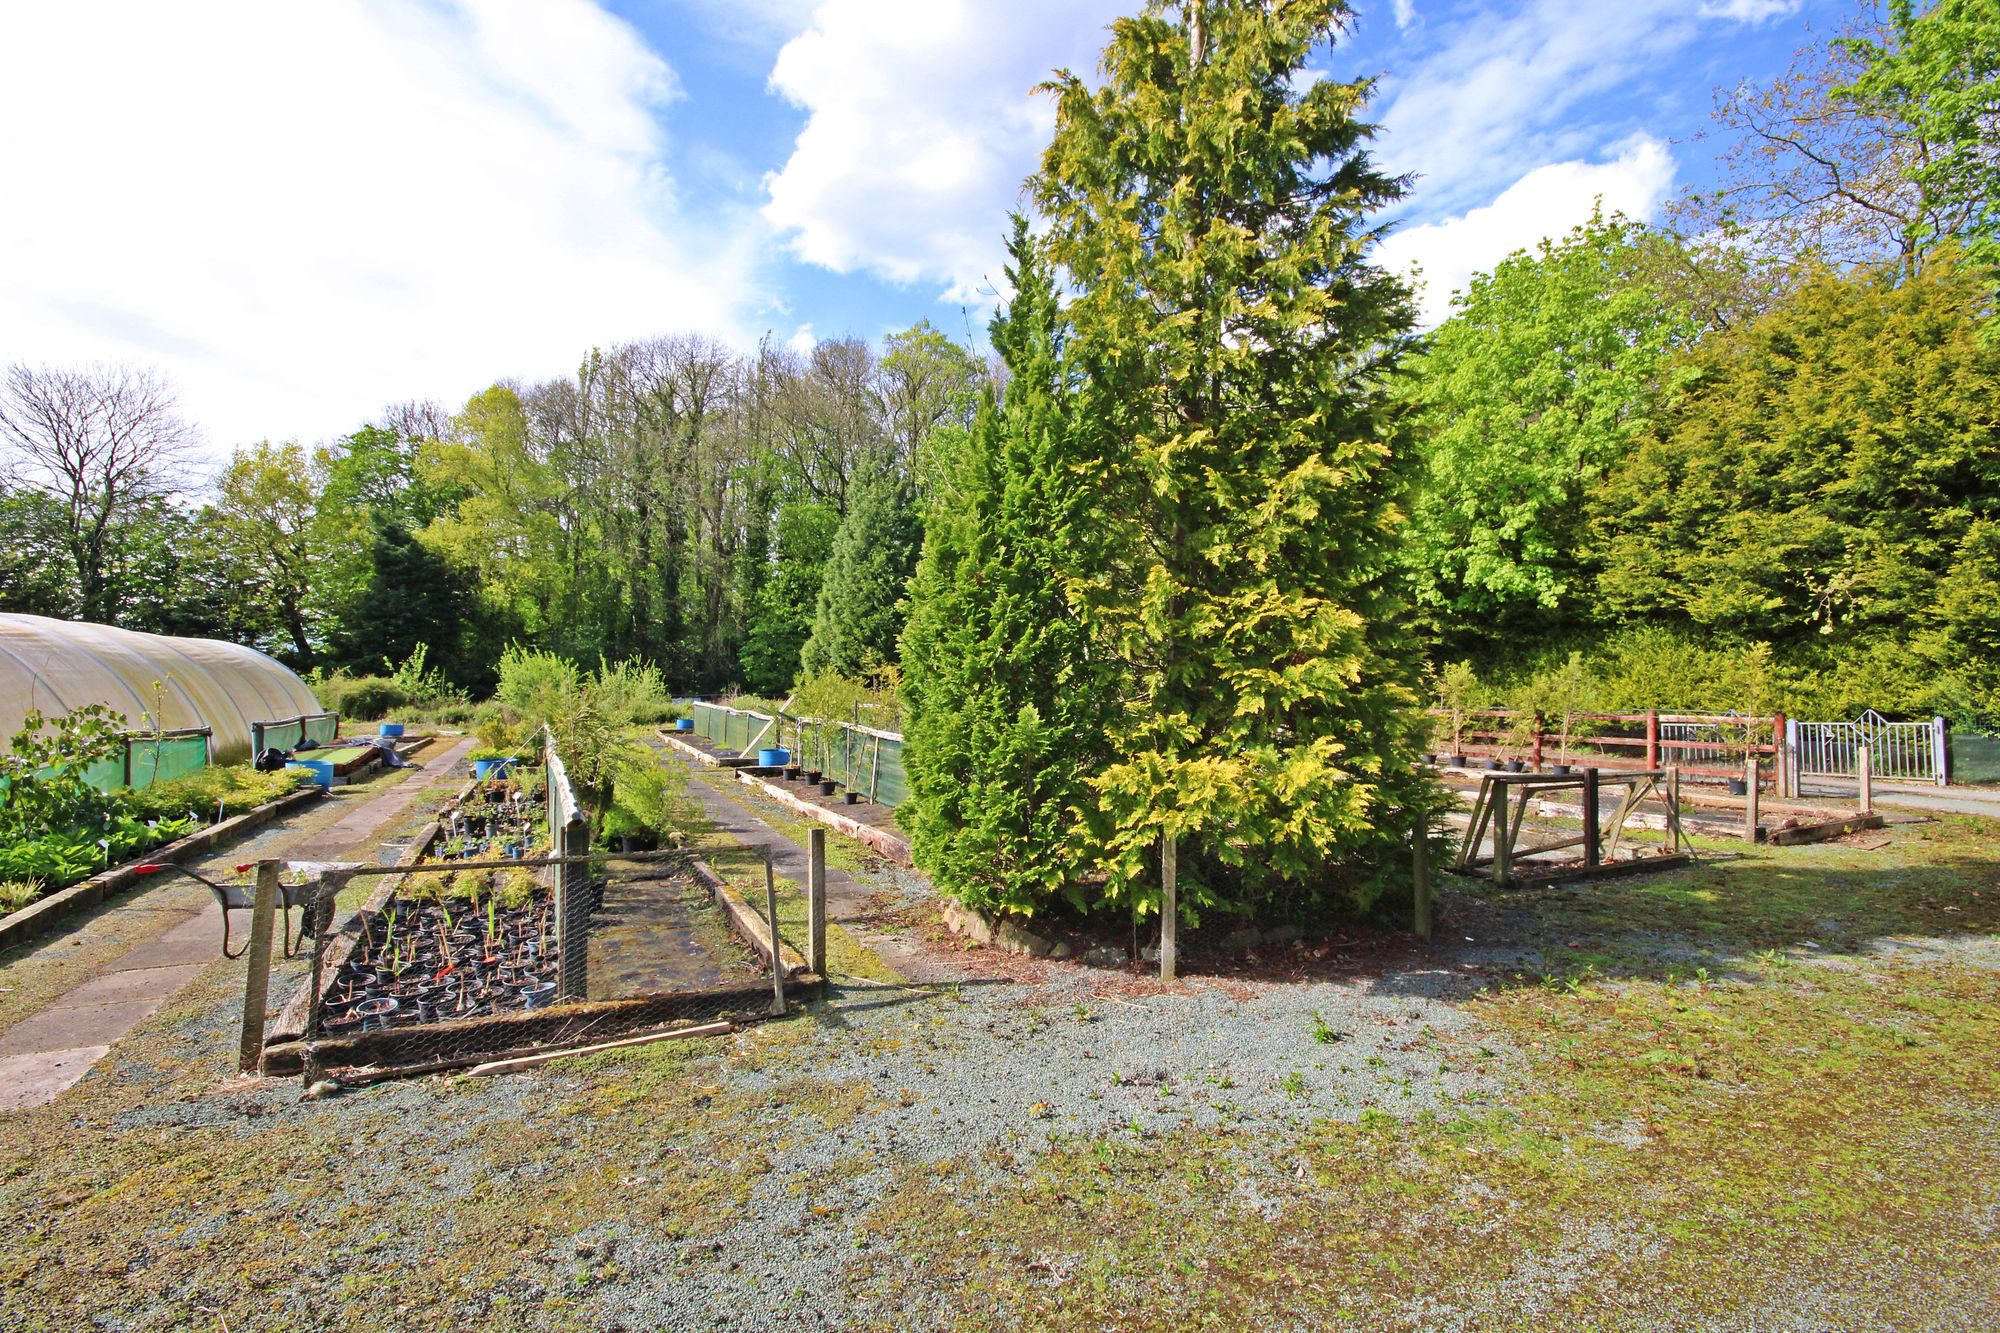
132 863 320 960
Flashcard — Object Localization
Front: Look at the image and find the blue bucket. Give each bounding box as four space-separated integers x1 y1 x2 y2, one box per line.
473 757 516 780
757 747 790 768
378 722 406 737
676 718 694 732
286 759 334 790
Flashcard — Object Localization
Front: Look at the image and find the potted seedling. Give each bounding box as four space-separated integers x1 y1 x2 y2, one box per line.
1721 644 1777 795
1535 652 1589 775
1502 708 1537 772
1433 660 1477 767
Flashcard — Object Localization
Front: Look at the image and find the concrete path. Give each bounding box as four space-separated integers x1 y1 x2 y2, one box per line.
660 744 956 983
1797 779 2000 820
0 736 477 1111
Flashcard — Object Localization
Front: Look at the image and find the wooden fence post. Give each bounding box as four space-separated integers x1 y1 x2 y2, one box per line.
807 828 827 977
1532 718 1545 772
1412 814 1431 941
1159 834 1178 983
1772 711 1788 797
1744 754 1761 844
238 860 280 1074
764 857 786 1017
1664 766 1681 855
1645 710 1660 770
1858 743 1873 815
1582 767 1601 868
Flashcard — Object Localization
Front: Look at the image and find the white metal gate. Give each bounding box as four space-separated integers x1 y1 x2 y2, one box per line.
1790 711 1946 786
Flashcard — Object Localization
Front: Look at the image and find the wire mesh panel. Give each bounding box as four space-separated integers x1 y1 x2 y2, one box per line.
1794 712 1943 783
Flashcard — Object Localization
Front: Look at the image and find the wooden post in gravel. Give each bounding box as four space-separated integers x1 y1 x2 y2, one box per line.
1744 753 1761 844
764 857 786 1017
1664 767 1681 855
1412 814 1432 941
1160 833 1178 983
238 860 280 1074
807 828 827 976
1582 768 1602 869
1858 743 1874 815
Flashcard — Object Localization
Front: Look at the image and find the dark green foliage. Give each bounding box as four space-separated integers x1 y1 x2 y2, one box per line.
800 454 920 681
738 502 840 695
900 220 1112 917
324 515 471 679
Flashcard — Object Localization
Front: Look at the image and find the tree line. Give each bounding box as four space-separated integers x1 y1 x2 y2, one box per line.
1 328 983 701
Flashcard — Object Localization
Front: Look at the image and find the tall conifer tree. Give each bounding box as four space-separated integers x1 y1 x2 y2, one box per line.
901 220 1110 915
1034 0 1426 916
799 453 919 680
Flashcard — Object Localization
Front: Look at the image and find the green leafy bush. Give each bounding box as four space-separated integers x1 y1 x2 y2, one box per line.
126 765 307 825
308 673 409 722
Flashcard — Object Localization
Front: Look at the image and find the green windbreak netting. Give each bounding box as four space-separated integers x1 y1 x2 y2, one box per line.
252 713 338 755
687 702 909 805
31 732 211 795
128 734 210 788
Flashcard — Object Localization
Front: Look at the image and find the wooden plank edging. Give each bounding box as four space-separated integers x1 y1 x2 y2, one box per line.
0 786 326 955
734 770 913 867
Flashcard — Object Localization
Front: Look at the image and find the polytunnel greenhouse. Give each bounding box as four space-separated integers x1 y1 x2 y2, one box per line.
0 614 325 769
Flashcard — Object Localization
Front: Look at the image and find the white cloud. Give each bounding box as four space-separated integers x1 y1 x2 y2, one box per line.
1372 0 1718 220
1374 136 1677 326
1393 0 1419 31
1697 0 1805 22
0 0 760 460
761 0 1127 302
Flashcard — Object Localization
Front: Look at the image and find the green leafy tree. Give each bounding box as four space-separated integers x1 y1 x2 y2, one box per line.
798 453 919 681
900 220 1112 917
1837 0 2000 270
1402 214 1700 636
1034 0 1426 917
211 440 322 663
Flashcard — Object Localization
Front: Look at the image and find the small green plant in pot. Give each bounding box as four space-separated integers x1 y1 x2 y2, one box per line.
1432 660 1478 766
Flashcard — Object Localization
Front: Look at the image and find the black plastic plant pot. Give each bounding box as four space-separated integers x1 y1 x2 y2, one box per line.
1550 764 1573 777
520 982 557 1010
804 770 822 784
785 766 803 780
1728 778 1748 796
354 997 400 1030
843 791 861 805
819 780 837 796
1504 759 1525 773
1450 754 1467 768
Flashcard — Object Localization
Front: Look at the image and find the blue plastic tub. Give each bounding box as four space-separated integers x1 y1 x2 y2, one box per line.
676 718 694 732
473 757 516 780
286 759 335 790
378 722 406 737
757 747 790 768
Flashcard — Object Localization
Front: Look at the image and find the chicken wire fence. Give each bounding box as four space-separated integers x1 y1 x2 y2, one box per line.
276 738 801 1081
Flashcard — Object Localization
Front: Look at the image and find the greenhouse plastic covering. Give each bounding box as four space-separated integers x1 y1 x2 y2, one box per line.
0 614 323 766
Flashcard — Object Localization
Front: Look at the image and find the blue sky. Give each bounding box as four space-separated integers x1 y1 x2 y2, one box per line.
0 0 1842 462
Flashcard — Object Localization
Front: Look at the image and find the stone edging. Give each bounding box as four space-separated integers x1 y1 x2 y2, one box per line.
0 786 327 956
